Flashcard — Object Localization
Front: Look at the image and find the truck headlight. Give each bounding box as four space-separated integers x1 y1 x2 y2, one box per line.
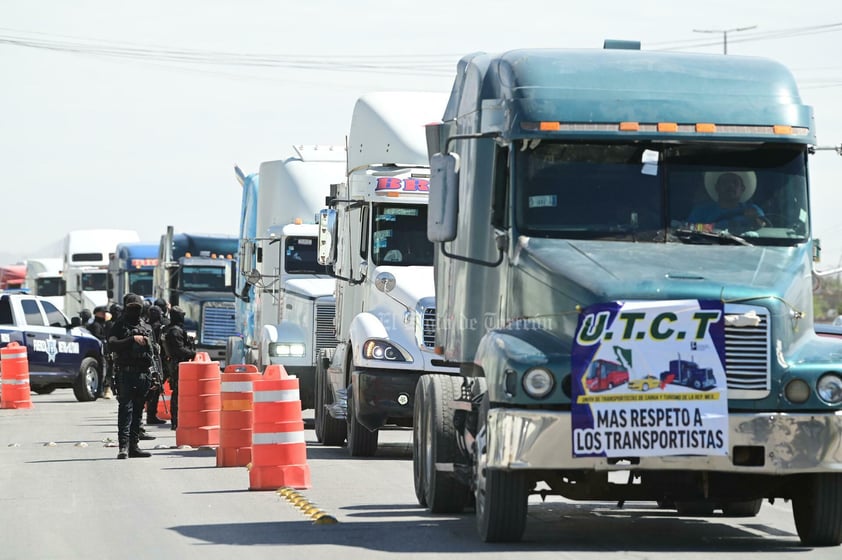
817 373 842 404
522 367 554 398
268 342 306 358
362 340 407 362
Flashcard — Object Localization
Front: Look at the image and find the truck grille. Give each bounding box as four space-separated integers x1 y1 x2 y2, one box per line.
723 304 770 398
315 302 337 354
422 307 436 349
201 301 236 347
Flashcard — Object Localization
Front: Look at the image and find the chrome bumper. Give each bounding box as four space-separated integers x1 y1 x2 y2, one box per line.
486 409 842 473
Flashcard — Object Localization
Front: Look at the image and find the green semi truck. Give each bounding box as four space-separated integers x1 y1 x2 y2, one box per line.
414 41 842 546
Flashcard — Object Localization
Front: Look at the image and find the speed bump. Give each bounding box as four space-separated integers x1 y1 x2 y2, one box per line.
276 486 337 524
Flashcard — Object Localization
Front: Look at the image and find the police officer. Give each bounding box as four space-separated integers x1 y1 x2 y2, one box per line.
86 306 109 398
162 306 195 431
108 294 159 459
101 304 123 400
144 305 166 425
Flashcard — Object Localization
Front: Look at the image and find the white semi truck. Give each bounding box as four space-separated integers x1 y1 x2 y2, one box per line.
63 229 140 319
229 145 345 409
316 91 457 455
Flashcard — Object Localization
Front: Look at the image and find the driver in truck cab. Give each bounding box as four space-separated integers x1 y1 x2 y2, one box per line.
687 171 768 231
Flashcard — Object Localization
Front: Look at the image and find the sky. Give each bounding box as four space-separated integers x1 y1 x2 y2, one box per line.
2 0 841 270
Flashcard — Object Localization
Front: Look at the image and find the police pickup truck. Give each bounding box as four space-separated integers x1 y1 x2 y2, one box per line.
0 293 103 401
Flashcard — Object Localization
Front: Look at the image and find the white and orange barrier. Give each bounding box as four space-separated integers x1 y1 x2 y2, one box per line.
1 342 33 410
217 364 261 467
175 352 221 448
249 364 311 490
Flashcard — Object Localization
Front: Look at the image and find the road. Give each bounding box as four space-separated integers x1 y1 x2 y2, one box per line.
0 390 838 560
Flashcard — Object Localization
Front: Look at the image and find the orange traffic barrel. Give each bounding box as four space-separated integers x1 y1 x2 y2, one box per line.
217 364 261 467
249 366 311 490
156 379 172 421
1 342 34 409
175 352 221 448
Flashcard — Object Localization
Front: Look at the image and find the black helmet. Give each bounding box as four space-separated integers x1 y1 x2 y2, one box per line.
148 305 162 322
124 293 144 308
170 306 186 324
79 309 92 321
109 304 123 317
154 298 169 313
93 306 108 315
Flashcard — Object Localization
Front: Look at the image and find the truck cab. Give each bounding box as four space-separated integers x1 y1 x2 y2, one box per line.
414 45 842 546
107 242 159 305
316 91 457 456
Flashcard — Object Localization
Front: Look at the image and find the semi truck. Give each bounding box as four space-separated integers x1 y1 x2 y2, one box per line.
107 242 159 305
0 264 26 291
62 229 140 319
316 91 456 455
660 356 717 390
24 258 65 313
414 43 842 546
229 145 345 409
154 227 238 364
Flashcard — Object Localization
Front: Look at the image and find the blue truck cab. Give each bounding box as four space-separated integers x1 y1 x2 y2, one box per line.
0 293 103 401
107 242 159 304
415 44 842 546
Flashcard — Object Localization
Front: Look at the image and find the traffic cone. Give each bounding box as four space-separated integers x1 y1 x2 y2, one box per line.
217 364 261 467
175 352 221 448
1 342 34 409
249 365 311 490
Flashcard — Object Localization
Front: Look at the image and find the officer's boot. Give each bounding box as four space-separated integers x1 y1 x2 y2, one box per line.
129 439 151 458
117 438 128 460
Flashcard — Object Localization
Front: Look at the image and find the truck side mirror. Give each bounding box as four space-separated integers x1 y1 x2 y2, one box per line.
318 209 338 266
428 152 460 242
239 240 255 275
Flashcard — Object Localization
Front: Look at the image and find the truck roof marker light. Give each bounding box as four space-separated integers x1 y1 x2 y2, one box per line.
696 123 717 133
386 191 400 198
185 252 192 258
539 122 561 131
773 125 793 135
657 122 678 133
294 218 303 225
619 122 639 132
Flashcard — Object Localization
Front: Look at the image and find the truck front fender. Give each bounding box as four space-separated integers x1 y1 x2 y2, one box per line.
474 326 570 405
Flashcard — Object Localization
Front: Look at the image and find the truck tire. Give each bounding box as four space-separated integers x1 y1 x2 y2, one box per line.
412 377 429 507
474 395 528 542
422 374 469 513
315 350 345 446
792 473 842 546
721 499 762 517
347 384 378 457
72 357 100 402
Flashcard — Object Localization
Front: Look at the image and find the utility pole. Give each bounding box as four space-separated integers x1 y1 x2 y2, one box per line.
693 25 757 54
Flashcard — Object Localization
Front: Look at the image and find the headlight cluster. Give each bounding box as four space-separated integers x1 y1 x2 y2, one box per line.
522 367 555 399
784 373 842 405
268 342 306 358
362 340 406 361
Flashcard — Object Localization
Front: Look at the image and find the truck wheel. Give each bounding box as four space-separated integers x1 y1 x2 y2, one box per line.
721 499 762 517
347 386 378 457
792 473 842 546
72 357 100 402
413 377 429 507
315 350 345 446
474 395 527 542
423 374 469 513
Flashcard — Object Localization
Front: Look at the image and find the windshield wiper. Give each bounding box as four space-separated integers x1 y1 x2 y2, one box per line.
671 228 753 246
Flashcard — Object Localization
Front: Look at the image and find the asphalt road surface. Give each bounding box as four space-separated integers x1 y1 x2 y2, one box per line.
1 390 838 560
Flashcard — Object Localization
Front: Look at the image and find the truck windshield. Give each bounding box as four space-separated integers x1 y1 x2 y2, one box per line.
371 203 433 266
181 265 227 291
515 142 809 245
36 277 65 297
81 272 107 291
284 236 329 275
127 271 153 296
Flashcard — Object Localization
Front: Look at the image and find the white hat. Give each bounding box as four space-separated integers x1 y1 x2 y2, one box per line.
704 171 757 203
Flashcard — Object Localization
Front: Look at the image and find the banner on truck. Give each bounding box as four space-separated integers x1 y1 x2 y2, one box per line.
571 299 729 458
